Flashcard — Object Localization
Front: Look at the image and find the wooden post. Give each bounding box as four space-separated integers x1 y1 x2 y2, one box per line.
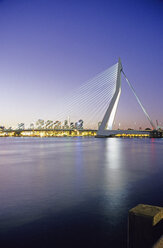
128 204 163 248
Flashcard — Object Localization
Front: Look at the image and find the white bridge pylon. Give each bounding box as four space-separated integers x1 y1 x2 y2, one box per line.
97 58 155 137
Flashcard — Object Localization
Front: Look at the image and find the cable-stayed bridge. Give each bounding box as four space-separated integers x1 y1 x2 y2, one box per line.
1 58 161 138
53 58 156 137
96 58 156 137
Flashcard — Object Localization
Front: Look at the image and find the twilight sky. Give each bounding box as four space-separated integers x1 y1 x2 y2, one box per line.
0 0 163 129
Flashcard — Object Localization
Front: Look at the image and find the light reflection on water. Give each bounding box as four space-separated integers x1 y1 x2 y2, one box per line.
0 137 163 246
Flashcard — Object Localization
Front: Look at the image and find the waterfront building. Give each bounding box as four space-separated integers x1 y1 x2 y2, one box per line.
30 123 34 130
67 116 70 128
54 121 61 129
70 122 74 129
36 119 44 129
0 126 5 131
75 120 84 129
18 123 25 130
63 120 69 129
45 120 53 129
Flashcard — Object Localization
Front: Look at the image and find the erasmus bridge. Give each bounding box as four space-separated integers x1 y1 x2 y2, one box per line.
52 57 156 138
96 58 156 137
1 58 161 138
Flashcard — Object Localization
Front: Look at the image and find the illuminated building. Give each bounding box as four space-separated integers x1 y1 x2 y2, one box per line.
63 120 68 129
30 123 34 130
70 122 74 129
45 120 53 129
54 121 61 129
36 119 44 129
75 120 84 129
18 123 25 130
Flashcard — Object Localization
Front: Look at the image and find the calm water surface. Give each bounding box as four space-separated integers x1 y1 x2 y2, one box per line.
0 137 163 247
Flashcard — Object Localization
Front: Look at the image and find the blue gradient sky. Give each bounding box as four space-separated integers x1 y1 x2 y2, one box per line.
0 0 162 129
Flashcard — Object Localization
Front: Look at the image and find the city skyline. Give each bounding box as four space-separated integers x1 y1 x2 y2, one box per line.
0 0 163 129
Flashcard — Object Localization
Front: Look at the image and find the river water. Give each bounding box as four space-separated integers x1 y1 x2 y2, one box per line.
0 137 163 247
